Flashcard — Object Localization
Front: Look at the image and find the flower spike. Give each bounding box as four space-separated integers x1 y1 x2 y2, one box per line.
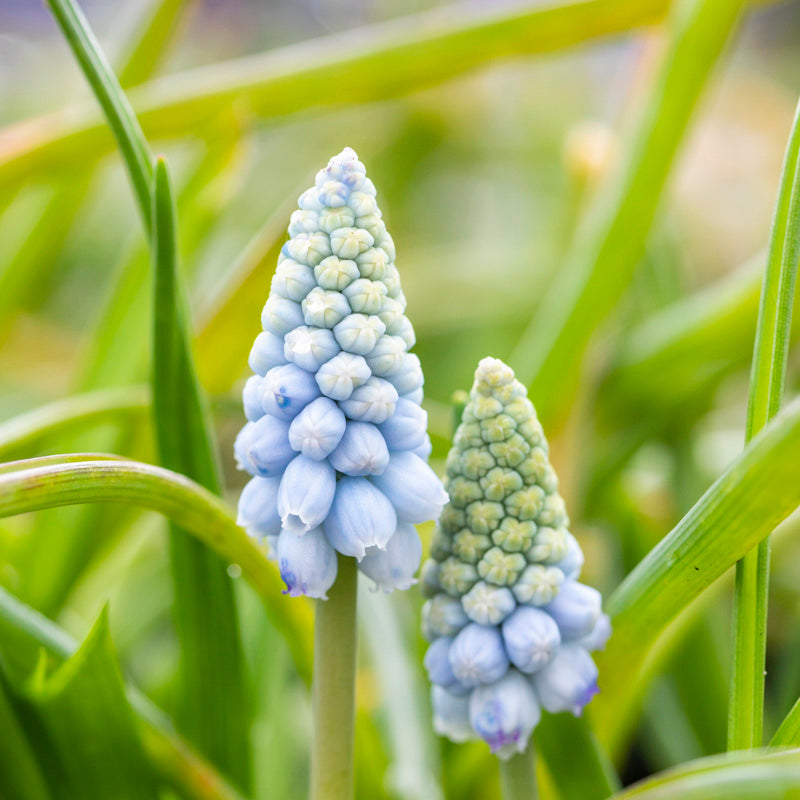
423 357 610 759
235 148 446 598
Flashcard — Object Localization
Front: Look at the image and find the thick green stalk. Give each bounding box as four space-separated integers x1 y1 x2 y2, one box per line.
728 99 800 750
499 744 538 800
310 555 359 800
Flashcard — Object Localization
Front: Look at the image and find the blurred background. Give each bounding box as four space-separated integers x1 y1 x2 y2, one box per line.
2 0 800 798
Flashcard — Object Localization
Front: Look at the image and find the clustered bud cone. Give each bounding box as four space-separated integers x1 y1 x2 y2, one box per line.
422 358 610 759
236 148 447 599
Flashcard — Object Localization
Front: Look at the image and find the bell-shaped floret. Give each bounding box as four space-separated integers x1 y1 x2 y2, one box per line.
328 421 389 476
358 522 421 592
339 376 398 424
469 670 541 760
343 278 387 314
378 398 427 451
370 451 448 524
366 334 406 377
531 643 599 716
449 624 509 688
576 613 612 652
249 331 286 376
237 475 282 538
282 231 331 266
277 526 337 600
261 296 305 337
323 477 397 560
422 594 469 641
315 352 370 401
432 686 474 743
242 375 264 422
284 326 339 372
424 637 457 688
288 396 347 460
543 581 601 641
278 455 337 535
333 313 386 356
461 581 516 626
239 415 294 476
314 256 359 291
501 606 561 674
512 565 564 606
261 364 320 421
330 226 374 259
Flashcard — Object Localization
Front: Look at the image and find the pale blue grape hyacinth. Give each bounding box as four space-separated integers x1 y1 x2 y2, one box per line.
236 148 446 599
422 358 610 760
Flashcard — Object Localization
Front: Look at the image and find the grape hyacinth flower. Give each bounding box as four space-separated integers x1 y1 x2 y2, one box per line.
235 148 447 600
422 358 610 760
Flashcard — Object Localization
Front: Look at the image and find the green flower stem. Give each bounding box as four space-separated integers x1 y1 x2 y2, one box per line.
310 555 359 800
728 99 800 751
499 743 537 800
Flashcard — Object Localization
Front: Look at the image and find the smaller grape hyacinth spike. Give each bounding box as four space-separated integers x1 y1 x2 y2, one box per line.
235 147 446 599
423 357 610 760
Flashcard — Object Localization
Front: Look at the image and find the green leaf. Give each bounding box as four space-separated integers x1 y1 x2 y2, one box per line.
609 749 800 799
0 456 313 681
0 0 684 191
0 585 248 800
508 0 746 428
9 609 160 800
0 387 148 462
151 156 251 788
592 396 800 749
0 676 51 800
729 98 800 750
44 0 153 229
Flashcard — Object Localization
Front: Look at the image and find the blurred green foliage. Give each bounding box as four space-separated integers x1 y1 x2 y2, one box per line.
1 0 800 798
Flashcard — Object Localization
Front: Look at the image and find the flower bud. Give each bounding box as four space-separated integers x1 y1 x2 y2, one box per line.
378 398 427 451
241 415 294 476
284 326 339 372
502 606 561 674
449 624 509 687
249 331 286 376
242 375 264 422
261 296 305 337
328 421 389 476
543 582 601 641
424 637 457 688
431 686 473 743
577 613 612 652
288 396 347 460
333 313 386 356
261 364 320 420
421 593 469 640
358 522 421 592
461 581 515 626
371 452 448 523
277 526 337 600
237 475 282 538
315 352 371 401
531 643 599 716
469 670 541 760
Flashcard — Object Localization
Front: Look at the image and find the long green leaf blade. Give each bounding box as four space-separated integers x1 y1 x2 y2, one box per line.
0 586 248 800
10 609 160 800
729 99 800 750
609 749 800 799
0 457 313 680
0 0 681 191
593 396 800 747
43 0 153 228
0 677 52 800
509 0 745 427
151 156 251 788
